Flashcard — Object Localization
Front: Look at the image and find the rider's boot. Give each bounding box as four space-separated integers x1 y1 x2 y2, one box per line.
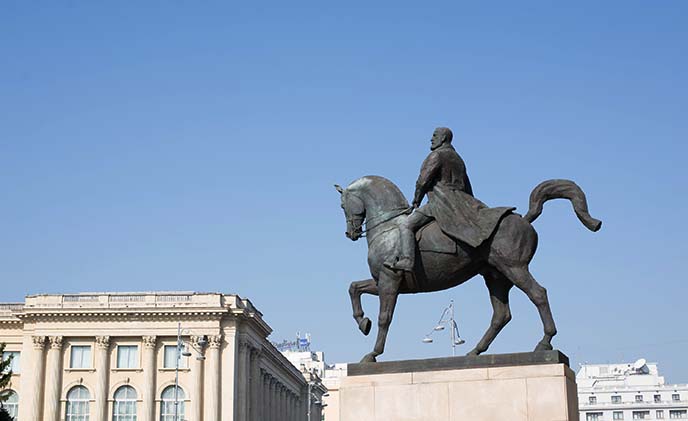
384 226 415 272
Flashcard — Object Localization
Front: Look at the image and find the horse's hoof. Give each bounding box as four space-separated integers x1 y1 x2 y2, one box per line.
360 353 377 363
534 340 553 352
358 317 372 336
466 349 481 356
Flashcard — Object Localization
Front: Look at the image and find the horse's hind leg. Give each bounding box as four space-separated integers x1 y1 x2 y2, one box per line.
467 269 514 356
496 263 557 351
349 279 378 336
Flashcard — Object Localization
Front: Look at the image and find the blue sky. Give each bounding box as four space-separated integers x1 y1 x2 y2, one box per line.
2 2 687 381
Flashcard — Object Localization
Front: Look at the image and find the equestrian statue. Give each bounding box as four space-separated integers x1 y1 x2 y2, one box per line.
336 127 601 363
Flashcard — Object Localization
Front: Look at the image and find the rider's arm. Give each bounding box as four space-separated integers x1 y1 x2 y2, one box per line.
412 152 440 207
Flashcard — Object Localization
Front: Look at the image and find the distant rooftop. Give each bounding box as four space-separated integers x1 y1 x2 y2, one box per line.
575 359 688 390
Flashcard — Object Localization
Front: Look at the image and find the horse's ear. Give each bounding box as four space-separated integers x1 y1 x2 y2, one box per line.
334 184 344 194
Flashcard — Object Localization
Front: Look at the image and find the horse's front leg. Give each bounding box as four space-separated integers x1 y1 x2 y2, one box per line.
349 278 378 336
360 271 401 363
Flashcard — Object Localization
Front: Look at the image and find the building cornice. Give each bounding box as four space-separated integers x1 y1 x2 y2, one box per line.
16 309 228 323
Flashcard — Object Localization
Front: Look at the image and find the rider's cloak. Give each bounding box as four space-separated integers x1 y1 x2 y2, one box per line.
413 143 514 248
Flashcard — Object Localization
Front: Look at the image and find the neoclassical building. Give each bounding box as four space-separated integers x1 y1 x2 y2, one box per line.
0 292 325 421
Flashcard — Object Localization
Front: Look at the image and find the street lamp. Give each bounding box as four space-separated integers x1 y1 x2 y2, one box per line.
174 322 208 421
421 299 465 356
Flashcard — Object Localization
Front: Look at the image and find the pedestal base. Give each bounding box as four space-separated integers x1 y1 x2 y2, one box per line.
340 351 578 421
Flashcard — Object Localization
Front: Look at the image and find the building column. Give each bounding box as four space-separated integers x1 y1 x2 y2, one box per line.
235 339 249 421
264 372 272 421
286 387 291 420
204 335 222 421
94 336 111 421
293 394 298 421
288 394 294 421
280 386 286 421
20 336 46 421
269 378 278 421
249 348 261 421
141 336 157 421
301 388 309 421
258 370 266 421
286 392 291 421
43 336 64 421
190 336 205 421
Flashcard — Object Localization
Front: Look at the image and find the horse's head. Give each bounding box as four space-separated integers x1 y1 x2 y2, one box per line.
336 183 366 241
336 176 409 242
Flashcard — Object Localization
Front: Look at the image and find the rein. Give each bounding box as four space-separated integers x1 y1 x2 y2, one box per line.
354 206 412 238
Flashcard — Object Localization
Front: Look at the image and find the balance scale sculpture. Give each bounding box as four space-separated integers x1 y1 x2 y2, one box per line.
336 127 601 363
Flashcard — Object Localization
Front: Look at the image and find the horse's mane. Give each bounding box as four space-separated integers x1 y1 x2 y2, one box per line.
347 176 409 208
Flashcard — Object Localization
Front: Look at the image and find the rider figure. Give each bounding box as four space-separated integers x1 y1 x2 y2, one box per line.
388 127 512 272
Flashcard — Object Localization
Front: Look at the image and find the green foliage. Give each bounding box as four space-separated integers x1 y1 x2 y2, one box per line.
0 343 12 403
0 406 13 421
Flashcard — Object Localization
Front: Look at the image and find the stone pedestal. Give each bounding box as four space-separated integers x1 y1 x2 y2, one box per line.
340 350 578 421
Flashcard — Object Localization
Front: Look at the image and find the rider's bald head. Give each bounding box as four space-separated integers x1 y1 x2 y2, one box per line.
431 127 453 150
435 127 453 143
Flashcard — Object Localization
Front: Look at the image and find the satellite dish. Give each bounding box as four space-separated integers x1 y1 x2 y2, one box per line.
632 358 648 373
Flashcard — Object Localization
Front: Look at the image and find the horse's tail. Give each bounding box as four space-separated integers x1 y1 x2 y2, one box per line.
524 179 602 232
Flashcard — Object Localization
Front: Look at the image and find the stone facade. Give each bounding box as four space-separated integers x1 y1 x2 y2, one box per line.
0 292 324 421
339 363 579 421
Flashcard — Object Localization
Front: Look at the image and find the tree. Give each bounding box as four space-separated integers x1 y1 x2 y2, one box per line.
0 407 13 421
0 344 13 420
0 343 12 401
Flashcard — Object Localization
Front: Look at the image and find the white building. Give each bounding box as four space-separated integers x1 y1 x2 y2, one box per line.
578 359 688 420
0 291 325 421
282 349 346 421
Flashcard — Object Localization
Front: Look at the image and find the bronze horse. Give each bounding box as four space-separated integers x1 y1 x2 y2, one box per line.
337 176 600 363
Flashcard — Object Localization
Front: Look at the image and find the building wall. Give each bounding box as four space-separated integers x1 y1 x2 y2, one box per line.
281 350 343 421
0 292 318 421
577 361 688 421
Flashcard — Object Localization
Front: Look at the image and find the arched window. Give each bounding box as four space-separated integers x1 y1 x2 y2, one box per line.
113 386 137 421
66 386 90 421
160 386 185 421
1 390 18 419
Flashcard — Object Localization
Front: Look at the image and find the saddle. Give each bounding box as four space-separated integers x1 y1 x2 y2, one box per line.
416 221 459 254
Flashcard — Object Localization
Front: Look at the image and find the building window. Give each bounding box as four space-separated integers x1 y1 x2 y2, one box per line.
66 386 90 421
113 386 137 421
635 394 644 402
117 346 139 369
614 411 625 420
589 396 597 404
672 394 681 402
1 390 18 419
655 394 662 403
160 386 185 421
587 413 603 421
658 410 665 419
633 411 650 419
612 395 622 404
163 345 188 369
670 410 688 419
70 345 92 369
1 351 20 374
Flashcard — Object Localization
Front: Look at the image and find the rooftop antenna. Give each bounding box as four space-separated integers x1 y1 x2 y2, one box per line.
632 358 648 374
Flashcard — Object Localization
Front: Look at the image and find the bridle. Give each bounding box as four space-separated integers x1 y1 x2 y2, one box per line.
348 205 412 238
